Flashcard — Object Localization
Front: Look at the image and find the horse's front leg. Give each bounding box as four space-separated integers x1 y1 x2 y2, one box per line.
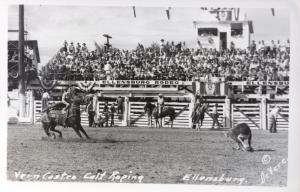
42 122 51 137
78 124 91 140
49 123 62 138
71 123 83 139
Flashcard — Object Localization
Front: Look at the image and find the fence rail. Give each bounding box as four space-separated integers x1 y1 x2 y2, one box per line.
32 100 289 130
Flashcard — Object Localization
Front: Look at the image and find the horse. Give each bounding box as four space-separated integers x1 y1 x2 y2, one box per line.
40 93 91 140
152 106 176 128
144 102 156 127
191 103 208 130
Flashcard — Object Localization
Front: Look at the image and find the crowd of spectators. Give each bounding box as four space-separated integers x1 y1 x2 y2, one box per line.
40 39 290 82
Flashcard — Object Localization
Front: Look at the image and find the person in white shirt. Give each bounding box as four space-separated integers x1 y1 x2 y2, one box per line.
42 90 51 110
104 61 112 80
62 88 71 110
270 106 281 133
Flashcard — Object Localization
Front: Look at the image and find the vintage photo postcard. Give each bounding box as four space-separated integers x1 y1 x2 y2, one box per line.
3 0 300 192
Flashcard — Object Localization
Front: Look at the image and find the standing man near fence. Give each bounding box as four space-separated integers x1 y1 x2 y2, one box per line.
86 96 96 127
270 105 281 133
110 103 116 127
157 93 165 116
191 96 201 129
211 103 221 129
116 96 124 115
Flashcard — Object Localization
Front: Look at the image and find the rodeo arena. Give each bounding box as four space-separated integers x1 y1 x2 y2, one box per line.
7 6 289 186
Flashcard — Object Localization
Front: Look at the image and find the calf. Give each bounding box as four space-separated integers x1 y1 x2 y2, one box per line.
93 114 108 127
225 123 253 152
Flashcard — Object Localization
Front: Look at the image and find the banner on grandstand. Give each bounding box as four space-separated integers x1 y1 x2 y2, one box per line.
37 76 57 91
199 82 222 96
228 81 289 86
96 80 192 85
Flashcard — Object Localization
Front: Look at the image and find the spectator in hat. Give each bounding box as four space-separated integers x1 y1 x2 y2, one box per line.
81 43 88 53
250 40 256 55
76 42 81 53
68 42 75 54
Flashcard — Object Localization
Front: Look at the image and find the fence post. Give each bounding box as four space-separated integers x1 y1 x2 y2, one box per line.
93 95 98 119
28 90 34 124
123 96 130 126
261 97 267 130
189 93 195 128
224 97 231 128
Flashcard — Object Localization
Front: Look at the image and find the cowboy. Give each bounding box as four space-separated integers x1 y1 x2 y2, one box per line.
157 93 165 116
110 103 116 127
191 96 201 127
270 105 281 133
86 97 96 127
116 96 124 114
61 88 72 126
70 88 82 124
194 96 202 111
211 103 221 129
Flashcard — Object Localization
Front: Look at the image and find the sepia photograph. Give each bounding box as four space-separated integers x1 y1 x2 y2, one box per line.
5 1 295 190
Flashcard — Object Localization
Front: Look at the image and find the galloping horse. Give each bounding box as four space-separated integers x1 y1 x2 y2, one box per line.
152 105 176 128
191 103 208 130
41 92 91 139
144 102 156 127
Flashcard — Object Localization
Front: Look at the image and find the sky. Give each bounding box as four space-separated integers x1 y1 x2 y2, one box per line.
8 5 290 65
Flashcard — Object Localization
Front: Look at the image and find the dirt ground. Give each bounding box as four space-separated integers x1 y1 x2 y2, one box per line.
7 124 288 186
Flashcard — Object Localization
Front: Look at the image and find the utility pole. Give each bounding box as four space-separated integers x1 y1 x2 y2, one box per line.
18 5 26 118
103 34 112 50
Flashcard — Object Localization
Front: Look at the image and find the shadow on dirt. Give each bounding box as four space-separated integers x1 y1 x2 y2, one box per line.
253 149 275 152
41 137 149 144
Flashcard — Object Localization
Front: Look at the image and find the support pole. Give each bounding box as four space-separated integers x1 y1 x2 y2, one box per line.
18 5 26 118
224 97 232 128
28 90 34 123
261 97 268 130
93 94 98 120
123 96 130 126
189 93 195 128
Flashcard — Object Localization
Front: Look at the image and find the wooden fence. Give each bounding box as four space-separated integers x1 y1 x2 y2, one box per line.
33 100 289 130
232 103 261 129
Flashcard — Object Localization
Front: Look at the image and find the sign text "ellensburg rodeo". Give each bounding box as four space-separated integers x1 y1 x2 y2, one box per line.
98 80 183 85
